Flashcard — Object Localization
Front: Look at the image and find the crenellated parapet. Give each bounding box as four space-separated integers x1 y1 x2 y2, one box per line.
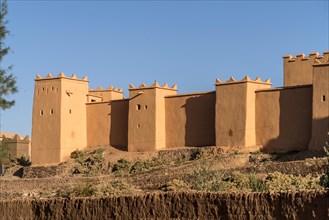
128 81 178 91
89 85 123 93
215 76 271 86
283 51 329 64
35 72 89 82
1 134 30 144
283 51 329 86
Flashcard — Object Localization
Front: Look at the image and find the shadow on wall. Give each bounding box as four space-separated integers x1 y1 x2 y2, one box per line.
259 86 312 152
308 116 329 152
109 100 129 151
184 93 216 147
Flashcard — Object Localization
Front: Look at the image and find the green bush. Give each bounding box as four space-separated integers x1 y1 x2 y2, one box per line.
112 159 131 176
130 157 166 174
189 160 228 192
71 148 104 176
61 182 97 197
96 180 136 196
320 172 329 187
224 172 267 192
248 174 268 192
266 172 321 191
161 179 190 191
70 149 85 159
16 155 31 166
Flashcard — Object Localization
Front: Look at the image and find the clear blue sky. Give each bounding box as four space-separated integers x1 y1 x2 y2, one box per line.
1 0 328 136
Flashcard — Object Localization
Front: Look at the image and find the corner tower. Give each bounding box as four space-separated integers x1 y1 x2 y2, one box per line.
309 59 329 150
128 82 177 151
31 73 89 164
283 52 329 86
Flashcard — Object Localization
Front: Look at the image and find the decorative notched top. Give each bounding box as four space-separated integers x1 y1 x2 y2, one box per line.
35 72 89 82
128 81 178 91
1 134 30 143
89 85 123 93
283 51 329 64
215 76 271 86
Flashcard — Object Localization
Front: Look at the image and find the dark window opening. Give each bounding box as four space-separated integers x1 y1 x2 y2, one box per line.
40 110 44 116
144 105 148 110
69 109 72 114
136 104 141 110
322 95 326 102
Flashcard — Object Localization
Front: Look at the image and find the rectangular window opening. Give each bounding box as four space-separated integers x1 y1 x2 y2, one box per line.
322 95 326 102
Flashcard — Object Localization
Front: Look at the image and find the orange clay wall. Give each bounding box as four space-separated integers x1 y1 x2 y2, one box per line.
255 85 312 152
165 92 216 147
110 99 129 148
86 101 111 147
309 63 329 151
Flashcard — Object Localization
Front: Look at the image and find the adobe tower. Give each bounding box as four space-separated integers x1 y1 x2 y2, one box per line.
31 73 89 164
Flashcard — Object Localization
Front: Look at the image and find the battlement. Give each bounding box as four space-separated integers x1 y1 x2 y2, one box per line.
1 134 30 144
89 85 123 93
283 51 329 87
215 76 271 86
35 72 89 82
283 51 329 64
128 81 178 91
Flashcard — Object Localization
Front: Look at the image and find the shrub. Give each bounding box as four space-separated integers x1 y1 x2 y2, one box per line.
71 148 104 176
161 179 190 191
56 182 96 198
112 159 131 176
96 180 136 196
266 172 321 191
189 160 228 192
70 149 85 159
16 155 31 166
320 172 329 187
130 157 166 174
248 174 268 192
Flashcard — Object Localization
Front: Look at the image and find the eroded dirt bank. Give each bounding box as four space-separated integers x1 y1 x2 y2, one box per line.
0 191 328 219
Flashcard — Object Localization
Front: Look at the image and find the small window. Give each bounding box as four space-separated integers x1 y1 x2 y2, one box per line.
42 87 45 91
322 95 326 102
51 87 54 91
91 99 96 102
40 110 44 116
137 124 141 128
144 105 148 110
50 109 54 115
69 109 72 114
136 104 141 111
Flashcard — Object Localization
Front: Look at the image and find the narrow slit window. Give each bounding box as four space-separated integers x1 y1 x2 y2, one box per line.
50 109 54 115
69 109 72 114
136 104 141 111
137 124 141 128
40 110 44 116
322 95 326 102
144 105 148 110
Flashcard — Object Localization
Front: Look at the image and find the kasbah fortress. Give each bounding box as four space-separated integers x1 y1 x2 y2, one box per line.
2 51 329 165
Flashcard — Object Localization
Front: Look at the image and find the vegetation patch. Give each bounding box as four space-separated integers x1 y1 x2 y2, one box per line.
71 148 105 177
265 172 321 191
112 159 131 176
56 180 136 198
